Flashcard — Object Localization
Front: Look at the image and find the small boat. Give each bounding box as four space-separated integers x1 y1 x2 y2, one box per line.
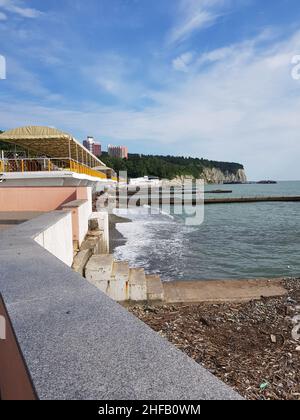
257 180 277 184
205 190 233 194
223 181 243 185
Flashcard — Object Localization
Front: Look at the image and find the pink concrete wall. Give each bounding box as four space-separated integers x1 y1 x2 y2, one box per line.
0 187 85 212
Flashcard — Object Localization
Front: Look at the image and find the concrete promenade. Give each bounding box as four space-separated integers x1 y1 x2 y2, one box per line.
0 213 242 400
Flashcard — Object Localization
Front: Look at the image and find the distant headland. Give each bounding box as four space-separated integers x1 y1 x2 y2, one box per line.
100 153 247 184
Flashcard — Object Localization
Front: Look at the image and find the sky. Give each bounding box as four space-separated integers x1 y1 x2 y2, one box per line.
0 0 300 180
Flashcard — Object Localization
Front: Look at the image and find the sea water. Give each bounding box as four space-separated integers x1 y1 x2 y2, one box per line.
113 181 300 280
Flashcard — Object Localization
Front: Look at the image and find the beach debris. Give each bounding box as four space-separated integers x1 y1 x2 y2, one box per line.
199 316 211 327
260 382 269 391
128 278 300 400
270 335 277 344
287 297 297 305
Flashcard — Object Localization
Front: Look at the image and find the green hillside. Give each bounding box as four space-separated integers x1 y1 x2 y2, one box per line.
100 153 244 180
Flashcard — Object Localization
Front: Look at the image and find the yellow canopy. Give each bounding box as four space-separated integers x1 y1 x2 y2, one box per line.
0 126 106 168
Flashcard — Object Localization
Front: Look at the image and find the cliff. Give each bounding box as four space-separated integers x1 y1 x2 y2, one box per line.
201 168 247 184
167 168 247 185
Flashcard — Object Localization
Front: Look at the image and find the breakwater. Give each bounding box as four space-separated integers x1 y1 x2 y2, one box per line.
116 196 300 206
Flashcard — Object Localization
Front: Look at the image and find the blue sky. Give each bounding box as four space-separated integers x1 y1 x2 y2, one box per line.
1 0 300 179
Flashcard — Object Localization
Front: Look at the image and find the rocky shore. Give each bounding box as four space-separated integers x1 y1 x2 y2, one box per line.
129 278 300 400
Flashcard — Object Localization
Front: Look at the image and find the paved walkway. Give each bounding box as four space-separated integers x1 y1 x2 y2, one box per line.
164 278 287 303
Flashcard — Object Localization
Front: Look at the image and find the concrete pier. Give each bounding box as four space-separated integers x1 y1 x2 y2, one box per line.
115 195 300 207
204 196 300 204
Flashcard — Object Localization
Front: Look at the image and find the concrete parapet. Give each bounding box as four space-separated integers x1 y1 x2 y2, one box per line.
61 199 91 247
34 211 73 267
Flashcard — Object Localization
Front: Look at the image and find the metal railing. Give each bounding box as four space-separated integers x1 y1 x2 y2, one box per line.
0 158 108 180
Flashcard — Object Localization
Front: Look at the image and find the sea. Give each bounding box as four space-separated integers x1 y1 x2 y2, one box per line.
113 181 300 281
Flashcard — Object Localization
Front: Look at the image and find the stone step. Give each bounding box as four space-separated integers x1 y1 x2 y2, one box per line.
109 261 130 302
85 254 114 294
146 274 165 302
129 268 147 302
111 260 130 279
72 249 92 277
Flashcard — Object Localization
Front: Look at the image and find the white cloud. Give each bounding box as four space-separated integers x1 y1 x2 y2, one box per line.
168 0 228 44
2 58 62 100
0 10 7 20
197 46 235 65
173 52 194 72
0 0 42 19
82 53 144 102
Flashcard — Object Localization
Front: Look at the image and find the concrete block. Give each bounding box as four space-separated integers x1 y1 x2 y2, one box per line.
72 249 92 277
88 218 99 231
89 212 109 254
85 231 108 254
146 275 165 302
129 268 147 302
109 261 130 302
80 237 101 254
85 255 114 294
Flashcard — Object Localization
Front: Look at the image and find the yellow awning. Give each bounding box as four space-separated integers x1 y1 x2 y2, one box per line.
0 126 106 169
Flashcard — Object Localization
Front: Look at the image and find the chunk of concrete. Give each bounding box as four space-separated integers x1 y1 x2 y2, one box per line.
72 249 92 277
80 236 101 255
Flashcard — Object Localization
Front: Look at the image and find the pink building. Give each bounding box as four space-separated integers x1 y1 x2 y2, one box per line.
83 136 102 157
108 145 128 159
